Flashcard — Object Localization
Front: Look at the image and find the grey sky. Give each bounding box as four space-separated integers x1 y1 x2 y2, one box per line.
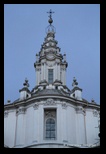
4 4 100 104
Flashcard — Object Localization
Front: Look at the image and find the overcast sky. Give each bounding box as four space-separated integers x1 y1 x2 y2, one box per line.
4 4 100 104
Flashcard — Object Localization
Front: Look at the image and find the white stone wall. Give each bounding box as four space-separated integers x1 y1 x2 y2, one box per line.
61 104 67 142
38 104 44 142
33 103 39 143
57 104 62 142
66 104 76 144
76 109 86 144
85 108 99 144
25 106 34 145
4 99 100 148
15 108 26 146
4 110 16 148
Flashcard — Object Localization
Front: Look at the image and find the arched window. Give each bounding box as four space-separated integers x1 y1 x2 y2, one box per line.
46 118 55 139
44 109 56 140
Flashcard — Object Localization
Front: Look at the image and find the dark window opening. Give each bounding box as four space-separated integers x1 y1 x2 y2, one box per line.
46 118 55 139
73 93 75 97
48 69 53 83
55 86 58 90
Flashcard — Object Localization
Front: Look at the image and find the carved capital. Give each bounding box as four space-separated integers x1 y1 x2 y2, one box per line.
33 103 39 110
16 107 26 115
76 106 85 115
93 110 98 117
62 102 67 109
4 111 8 117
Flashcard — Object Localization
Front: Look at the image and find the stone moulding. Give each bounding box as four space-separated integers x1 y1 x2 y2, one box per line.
93 110 98 117
44 98 56 106
16 107 26 115
33 103 39 110
76 106 86 115
62 102 67 109
4 111 8 117
45 110 56 118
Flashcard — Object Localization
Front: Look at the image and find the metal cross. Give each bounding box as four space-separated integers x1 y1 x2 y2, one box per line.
47 9 54 18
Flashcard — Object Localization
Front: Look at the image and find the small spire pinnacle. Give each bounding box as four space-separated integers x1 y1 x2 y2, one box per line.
72 77 78 87
91 98 96 104
7 100 11 104
63 53 66 62
23 78 30 87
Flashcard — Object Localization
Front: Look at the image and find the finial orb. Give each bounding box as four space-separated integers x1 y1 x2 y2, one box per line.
48 18 53 24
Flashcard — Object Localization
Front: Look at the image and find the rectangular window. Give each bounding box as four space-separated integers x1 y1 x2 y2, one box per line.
48 69 53 83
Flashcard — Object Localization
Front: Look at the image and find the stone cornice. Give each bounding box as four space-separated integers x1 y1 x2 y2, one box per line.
34 62 41 68
14 142 100 148
4 94 100 111
53 80 62 85
39 80 48 85
14 142 65 148
43 39 58 45
39 53 63 61
60 61 68 68
43 45 56 50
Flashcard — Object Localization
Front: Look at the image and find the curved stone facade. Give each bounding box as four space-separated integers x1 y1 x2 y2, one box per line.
4 95 100 148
